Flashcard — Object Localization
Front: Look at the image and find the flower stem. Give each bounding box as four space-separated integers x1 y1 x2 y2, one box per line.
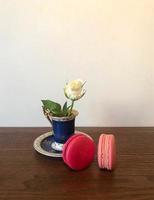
69 100 74 116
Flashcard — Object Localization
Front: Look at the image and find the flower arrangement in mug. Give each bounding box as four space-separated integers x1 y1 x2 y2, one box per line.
41 79 86 151
42 79 86 122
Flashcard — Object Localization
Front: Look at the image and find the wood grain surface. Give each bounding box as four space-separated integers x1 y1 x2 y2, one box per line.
0 127 154 200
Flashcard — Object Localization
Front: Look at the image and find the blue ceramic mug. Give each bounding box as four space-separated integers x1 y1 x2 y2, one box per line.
51 115 77 151
52 118 75 144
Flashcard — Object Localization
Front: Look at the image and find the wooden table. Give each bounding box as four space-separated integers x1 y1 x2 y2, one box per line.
0 127 154 200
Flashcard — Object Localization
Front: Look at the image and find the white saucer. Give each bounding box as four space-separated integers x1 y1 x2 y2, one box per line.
33 132 62 158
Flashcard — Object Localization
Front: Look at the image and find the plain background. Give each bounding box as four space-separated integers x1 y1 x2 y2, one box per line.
0 0 154 127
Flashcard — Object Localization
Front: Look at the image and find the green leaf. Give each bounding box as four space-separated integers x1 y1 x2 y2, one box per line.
61 102 69 116
41 100 61 115
52 110 63 117
62 102 67 112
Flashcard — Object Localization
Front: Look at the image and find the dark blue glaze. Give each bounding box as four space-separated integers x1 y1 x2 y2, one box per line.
52 118 75 144
41 135 61 153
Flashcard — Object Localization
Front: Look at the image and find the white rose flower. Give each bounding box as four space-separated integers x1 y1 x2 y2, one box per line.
64 79 86 101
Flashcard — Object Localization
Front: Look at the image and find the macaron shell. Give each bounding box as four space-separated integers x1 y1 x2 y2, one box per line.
63 133 95 171
98 134 103 168
66 136 95 170
62 133 83 163
108 135 116 170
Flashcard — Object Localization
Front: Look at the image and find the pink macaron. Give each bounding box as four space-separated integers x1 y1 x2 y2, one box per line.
62 132 95 171
98 134 116 170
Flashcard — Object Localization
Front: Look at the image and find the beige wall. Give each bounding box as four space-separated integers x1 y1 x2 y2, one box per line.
0 0 154 126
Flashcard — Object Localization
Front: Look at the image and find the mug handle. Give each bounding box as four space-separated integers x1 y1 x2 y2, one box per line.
42 107 52 124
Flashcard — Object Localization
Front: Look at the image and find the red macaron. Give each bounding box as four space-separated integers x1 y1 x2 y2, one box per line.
62 132 95 171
